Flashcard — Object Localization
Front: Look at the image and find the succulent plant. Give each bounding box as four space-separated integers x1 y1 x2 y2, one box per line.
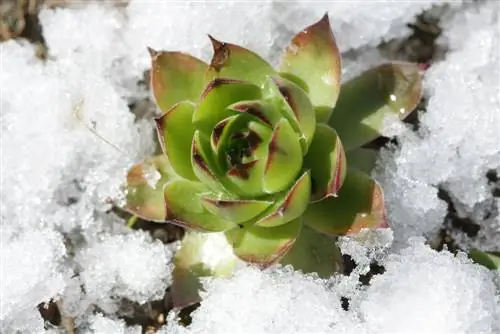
124 14 422 307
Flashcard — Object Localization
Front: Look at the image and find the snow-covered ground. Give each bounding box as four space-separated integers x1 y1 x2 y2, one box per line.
1 1 499 333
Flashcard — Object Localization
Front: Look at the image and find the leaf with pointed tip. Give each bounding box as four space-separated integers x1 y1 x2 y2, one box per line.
346 147 379 174
225 217 302 267
303 124 346 201
328 62 422 151
156 101 197 180
228 100 281 128
255 171 311 227
226 159 267 197
172 232 237 308
208 35 276 85
469 250 500 270
191 131 226 192
263 118 303 194
279 14 341 117
303 168 388 235
125 155 176 222
262 77 315 152
164 179 236 231
201 197 273 223
280 225 343 278
193 79 261 134
149 50 211 112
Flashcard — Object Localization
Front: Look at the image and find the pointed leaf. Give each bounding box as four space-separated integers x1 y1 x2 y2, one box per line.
228 100 281 128
226 159 267 197
193 79 261 134
346 147 379 174
303 168 388 235
149 49 210 112
273 76 316 151
208 35 276 85
328 62 423 150
279 14 341 117
225 217 302 267
263 118 303 193
164 179 236 231
125 155 176 222
303 124 346 201
280 225 343 278
262 77 314 152
156 101 197 180
172 232 237 308
469 250 500 270
191 131 226 192
255 171 311 227
201 197 273 223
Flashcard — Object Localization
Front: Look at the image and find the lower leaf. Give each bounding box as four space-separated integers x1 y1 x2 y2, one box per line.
303 168 388 235
225 217 302 267
280 225 343 278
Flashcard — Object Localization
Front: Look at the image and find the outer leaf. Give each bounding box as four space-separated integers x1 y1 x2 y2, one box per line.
225 217 302 267
208 35 276 85
193 79 261 134
279 14 341 118
149 49 210 112
346 147 379 174
303 124 346 201
125 155 175 222
201 197 273 223
303 168 388 235
172 232 237 308
263 118 303 193
328 62 422 151
255 171 311 227
280 225 343 278
469 250 500 270
164 179 236 231
156 101 197 180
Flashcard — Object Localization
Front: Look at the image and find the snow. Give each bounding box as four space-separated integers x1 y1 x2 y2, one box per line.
165 239 499 334
374 0 500 250
0 0 499 332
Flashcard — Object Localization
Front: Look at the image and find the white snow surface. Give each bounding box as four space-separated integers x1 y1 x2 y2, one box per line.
165 239 500 334
1 0 499 333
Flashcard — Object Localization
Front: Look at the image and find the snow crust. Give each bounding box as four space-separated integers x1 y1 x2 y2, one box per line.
1 0 498 332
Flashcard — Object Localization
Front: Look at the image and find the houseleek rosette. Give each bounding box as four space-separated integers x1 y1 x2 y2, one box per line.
124 14 422 272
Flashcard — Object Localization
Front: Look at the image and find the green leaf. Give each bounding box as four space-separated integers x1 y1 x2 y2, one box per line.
225 217 302 267
255 171 311 227
262 77 315 152
156 101 197 180
125 155 176 222
303 124 346 201
193 79 261 135
164 178 236 231
172 231 237 308
208 35 276 86
346 147 379 174
303 168 388 235
149 49 211 113
469 250 500 270
328 62 423 151
279 14 341 117
201 197 273 223
191 131 226 192
272 76 316 152
262 118 303 194
280 225 343 278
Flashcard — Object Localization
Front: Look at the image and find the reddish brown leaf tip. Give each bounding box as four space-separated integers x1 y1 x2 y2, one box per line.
147 47 159 59
208 34 230 72
201 78 243 98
